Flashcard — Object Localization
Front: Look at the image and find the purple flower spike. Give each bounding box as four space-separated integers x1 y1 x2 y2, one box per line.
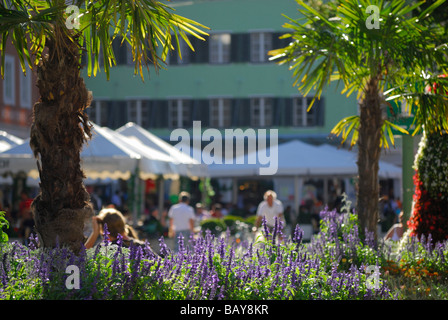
293 224 304 248
116 233 123 247
102 223 111 246
261 216 271 240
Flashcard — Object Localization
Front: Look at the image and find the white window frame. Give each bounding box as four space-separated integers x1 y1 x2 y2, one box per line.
3 55 15 105
209 33 231 64
127 100 142 125
169 99 190 128
19 64 32 109
210 98 231 127
293 97 316 127
140 100 150 128
250 97 272 127
250 32 272 63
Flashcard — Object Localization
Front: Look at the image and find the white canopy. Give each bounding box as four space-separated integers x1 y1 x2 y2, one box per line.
116 122 208 178
208 139 402 213
0 130 24 152
208 140 402 179
316 144 402 179
0 123 181 180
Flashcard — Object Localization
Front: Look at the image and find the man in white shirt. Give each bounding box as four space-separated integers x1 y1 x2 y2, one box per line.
168 191 195 250
255 190 284 230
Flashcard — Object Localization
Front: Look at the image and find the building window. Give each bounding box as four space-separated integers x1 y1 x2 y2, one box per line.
250 32 272 63
250 97 272 127
141 100 150 128
19 64 32 109
169 99 191 128
3 55 15 105
210 98 231 127
127 100 151 128
127 100 142 125
293 97 317 127
87 100 103 125
209 33 231 64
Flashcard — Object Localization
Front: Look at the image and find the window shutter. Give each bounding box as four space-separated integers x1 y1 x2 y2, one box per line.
191 99 209 127
112 37 128 65
198 99 210 127
231 33 250 63
191 36 209 63
285 98 293 127
272 32 290 51
273 98 287 126
150 100 169 128
235 98 251 127
168 43 180 65
315 97 325 126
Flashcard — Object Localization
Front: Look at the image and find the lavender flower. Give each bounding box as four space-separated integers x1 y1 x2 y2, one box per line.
102 223 111 246
158 236 171 258
261 216 271 241
292 224 304 248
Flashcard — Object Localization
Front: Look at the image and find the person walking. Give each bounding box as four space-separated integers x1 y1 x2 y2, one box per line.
255 190 284 231
168 191 195 251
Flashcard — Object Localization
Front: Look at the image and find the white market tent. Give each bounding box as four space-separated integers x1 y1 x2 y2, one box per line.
0 130 24 153
116 122 209 218
207 139 402 212
0 130 35 187
0 123 181 180
208 140 401 178
98 125 181 180
316 143 402 179
0 123 186 222
116 122 208 179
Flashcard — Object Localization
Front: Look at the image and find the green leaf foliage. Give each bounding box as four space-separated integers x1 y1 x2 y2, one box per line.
270 0 448 145
0 0 209 81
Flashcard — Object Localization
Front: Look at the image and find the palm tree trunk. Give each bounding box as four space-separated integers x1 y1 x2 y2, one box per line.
356 77 383 241
30 26 93 254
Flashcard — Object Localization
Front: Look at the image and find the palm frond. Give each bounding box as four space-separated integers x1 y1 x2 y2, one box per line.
0 1 62 77
270 0 448 146
0 0 209 81
80 0 209 81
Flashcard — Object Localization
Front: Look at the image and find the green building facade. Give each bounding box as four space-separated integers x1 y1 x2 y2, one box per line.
83 0 359 142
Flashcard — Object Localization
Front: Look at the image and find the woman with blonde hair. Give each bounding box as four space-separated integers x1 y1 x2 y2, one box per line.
85 208 143 249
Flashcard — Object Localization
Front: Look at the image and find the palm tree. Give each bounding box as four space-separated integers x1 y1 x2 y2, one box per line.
0 0 208 253
269 0 448 240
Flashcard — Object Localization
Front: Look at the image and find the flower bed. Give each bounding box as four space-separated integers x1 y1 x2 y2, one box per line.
1 203 448 300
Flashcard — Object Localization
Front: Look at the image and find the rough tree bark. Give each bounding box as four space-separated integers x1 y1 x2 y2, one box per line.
356 77 383 241
30 26 93 254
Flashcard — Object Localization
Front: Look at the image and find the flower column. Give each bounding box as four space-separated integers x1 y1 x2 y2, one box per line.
408 131 448 243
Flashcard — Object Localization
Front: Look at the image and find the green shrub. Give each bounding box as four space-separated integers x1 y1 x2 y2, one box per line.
199 218 227 236
0 211 9 243
244 215 257 227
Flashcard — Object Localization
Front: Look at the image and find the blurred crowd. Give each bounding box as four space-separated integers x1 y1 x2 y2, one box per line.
1 183 356 248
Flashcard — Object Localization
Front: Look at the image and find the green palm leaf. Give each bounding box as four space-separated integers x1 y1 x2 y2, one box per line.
0 0 209 80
